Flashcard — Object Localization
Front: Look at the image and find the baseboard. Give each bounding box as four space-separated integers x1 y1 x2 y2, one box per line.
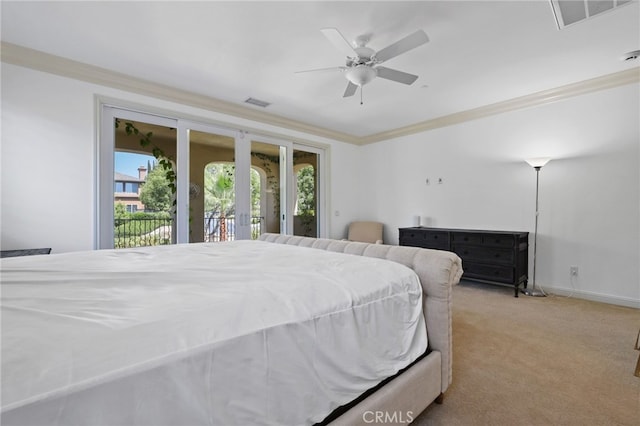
457 280 639 309
543 286 640 309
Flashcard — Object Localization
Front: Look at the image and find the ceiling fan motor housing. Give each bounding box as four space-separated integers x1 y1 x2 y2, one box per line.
354 46 375 62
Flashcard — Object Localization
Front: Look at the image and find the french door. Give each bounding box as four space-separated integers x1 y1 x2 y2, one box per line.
180 123 294 243
99 106 321 249
292 143 324 238
180 121 249 242
99 108 179 248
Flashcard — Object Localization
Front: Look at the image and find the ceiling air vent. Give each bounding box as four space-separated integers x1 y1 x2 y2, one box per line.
550 0 633 29
244 97 271 108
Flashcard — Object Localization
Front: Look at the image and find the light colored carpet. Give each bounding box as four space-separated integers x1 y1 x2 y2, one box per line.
415 281 640 426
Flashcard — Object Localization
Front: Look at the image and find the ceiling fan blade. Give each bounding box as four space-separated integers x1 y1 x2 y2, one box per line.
374 30 429 63
376 66 419 85
343 81 358 97
295 66 346 74
321 28 357 57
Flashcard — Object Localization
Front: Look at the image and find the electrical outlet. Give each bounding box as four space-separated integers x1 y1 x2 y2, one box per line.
570 266 578 276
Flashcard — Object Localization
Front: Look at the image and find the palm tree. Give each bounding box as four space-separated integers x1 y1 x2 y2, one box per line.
205 164 235 241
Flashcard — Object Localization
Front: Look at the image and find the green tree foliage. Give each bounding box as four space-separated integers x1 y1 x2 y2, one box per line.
114 202 127 219
296 165 315 215
205 163 235 217
250 168 261 217
140 165 172 212
204 164 262 218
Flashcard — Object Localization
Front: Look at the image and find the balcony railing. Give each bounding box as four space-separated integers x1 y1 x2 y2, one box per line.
204 216 264 242
114 216 264 248
114 217 173 248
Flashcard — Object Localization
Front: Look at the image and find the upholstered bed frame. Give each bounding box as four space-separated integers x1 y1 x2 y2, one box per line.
259 234 463 425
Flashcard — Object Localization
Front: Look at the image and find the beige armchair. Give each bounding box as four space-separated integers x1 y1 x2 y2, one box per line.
347 221 384 244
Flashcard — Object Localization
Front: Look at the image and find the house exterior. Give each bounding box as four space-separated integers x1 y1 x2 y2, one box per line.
114 167 147 212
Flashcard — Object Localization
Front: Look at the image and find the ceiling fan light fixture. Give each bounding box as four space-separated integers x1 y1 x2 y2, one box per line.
345 66 377 87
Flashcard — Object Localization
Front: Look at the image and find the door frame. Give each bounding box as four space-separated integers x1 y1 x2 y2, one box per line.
98 106 178 249
248 133 294 235
179 120 249 242
293 143 326 238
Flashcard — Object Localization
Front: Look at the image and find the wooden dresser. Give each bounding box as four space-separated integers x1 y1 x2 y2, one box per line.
399 227 529 297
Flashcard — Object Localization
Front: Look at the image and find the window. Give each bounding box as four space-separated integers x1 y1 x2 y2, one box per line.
114 181 140 193
125 182 139 193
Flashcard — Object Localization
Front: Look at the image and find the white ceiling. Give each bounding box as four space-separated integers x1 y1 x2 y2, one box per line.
2 1 639 141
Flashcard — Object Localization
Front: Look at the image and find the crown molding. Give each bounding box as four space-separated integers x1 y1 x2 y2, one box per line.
3 42 638 146
360 67 640 144
0 42 359 145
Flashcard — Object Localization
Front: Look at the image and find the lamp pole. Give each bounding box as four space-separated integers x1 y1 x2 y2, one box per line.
522 158 550 297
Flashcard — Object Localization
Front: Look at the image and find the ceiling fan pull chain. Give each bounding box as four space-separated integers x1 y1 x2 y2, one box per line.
360 86 364 105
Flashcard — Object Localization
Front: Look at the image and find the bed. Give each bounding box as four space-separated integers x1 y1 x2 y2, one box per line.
1 234 462 425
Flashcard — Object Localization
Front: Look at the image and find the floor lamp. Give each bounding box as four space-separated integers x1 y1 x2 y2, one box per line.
522 157 551 297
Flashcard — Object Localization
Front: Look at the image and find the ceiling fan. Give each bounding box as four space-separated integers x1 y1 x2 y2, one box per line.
297 27 429 103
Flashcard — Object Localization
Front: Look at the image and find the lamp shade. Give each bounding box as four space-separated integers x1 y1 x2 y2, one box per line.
525 157 551 168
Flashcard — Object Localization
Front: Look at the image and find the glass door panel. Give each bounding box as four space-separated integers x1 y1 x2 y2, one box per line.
114 120 177 248
187 129 238 243
100 107 178 249
250 140 288 237
293 148 319 237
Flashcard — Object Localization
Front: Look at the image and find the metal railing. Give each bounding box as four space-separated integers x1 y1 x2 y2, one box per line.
114 217 173 248
204 216 264 242
114 216 264 248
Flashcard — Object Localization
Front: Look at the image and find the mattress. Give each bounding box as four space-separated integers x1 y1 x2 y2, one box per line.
1 240 427 426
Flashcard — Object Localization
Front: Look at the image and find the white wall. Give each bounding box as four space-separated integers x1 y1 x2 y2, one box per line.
0 64 360 252
1 65 97 252
359 84 640 307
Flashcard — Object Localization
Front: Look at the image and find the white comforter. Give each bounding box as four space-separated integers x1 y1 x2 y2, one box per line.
1 240 427 425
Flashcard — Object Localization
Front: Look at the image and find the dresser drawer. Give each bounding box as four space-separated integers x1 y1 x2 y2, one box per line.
451 232 483 245
400 229 450 250
452 244 514 264
463 262 514 284
482 233 516 248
